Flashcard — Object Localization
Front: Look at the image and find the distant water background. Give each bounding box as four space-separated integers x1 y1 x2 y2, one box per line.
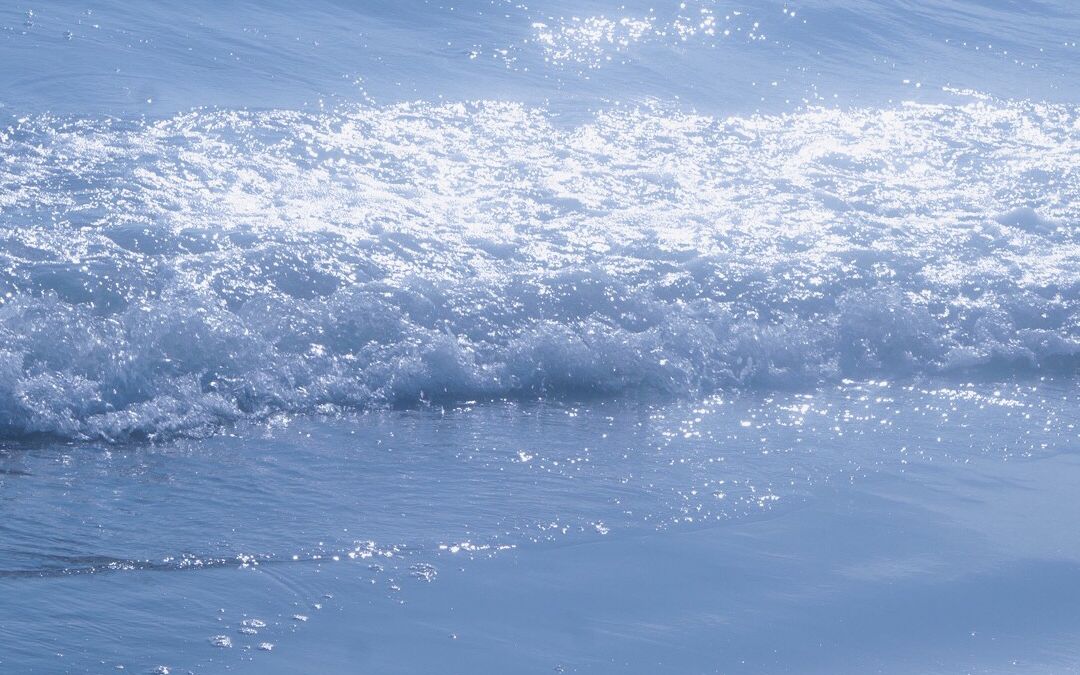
1 1 1079 673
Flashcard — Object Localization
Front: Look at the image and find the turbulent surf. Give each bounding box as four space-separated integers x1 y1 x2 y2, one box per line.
1 99 1077 439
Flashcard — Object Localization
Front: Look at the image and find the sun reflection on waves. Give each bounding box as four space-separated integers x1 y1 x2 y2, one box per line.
0 98 1076 439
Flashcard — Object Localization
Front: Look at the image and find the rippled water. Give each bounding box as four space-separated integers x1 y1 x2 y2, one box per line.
1 1 1078 673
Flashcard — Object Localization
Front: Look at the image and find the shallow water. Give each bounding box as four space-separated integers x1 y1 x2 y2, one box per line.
1 0 1078 672
5 383 1080 672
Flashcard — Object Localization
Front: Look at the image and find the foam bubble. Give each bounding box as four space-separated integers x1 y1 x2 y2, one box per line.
0 100 1076 440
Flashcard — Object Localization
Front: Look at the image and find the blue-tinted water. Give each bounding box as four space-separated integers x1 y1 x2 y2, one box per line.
1 1 1078 672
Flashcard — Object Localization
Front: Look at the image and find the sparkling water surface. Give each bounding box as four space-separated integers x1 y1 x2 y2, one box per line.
1 1 1079 672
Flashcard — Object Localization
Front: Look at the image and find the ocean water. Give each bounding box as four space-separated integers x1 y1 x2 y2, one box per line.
0 1 1078 672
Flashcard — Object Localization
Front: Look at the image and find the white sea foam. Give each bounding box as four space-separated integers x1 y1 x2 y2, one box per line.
0 99 1076 440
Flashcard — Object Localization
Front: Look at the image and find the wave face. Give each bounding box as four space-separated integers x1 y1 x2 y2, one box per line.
0 99 1077 439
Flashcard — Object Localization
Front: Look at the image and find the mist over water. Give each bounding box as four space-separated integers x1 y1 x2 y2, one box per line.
1 1 1079 673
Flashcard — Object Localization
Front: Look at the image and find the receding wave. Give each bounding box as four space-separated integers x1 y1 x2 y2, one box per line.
0 98 1077 440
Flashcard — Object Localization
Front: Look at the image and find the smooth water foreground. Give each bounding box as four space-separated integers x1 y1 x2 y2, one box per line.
1 0 1079 672
6 386 1080 673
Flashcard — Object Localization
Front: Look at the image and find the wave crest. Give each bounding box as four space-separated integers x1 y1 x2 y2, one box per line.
0 100 1077 439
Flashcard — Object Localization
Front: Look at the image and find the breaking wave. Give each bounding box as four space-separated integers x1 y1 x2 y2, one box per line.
0 98 1077 440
